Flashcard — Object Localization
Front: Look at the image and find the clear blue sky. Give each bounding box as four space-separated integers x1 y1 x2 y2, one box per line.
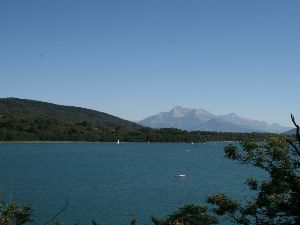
1 0 299 126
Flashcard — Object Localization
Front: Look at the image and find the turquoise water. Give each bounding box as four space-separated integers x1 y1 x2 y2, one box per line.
0 143 261 225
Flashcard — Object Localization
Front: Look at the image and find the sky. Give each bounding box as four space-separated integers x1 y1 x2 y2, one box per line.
0 0 299 127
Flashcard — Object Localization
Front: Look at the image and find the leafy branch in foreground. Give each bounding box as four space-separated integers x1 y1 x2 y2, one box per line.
0 200 33 225
153 115 300 225
208 116 299 225
152 205 218 225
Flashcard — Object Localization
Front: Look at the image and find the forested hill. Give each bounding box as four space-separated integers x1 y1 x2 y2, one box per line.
0 98 275 142
0 98 140 129
0 98 142 141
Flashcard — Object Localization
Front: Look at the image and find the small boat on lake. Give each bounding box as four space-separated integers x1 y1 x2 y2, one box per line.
175 173 186 178
117 139 120 144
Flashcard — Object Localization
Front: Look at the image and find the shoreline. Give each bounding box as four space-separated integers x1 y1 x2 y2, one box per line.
0 140 234 144
0 141 207 144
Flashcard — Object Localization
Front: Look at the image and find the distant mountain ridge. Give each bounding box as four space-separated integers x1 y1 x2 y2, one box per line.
284 128 297 135
0 98 275 142
139 106 291 133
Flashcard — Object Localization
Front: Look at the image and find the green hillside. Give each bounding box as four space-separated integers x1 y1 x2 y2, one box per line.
0 98 140 128
0 98 275 142
0 98 142 141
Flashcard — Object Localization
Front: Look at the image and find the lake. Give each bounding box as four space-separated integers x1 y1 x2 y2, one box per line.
0 142 262 225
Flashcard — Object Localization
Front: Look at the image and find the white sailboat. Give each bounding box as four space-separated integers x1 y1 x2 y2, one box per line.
117 139 120 144
175 173 186 178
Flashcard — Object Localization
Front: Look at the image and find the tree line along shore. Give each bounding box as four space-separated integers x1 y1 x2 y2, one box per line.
0 98 281 142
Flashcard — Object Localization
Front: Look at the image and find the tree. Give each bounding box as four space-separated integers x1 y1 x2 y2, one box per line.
154 115 300 225
0 200 33 225
151 205 218 225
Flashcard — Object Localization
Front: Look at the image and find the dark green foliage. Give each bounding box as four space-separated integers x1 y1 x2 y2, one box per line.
130 218 136 225
0 98 273 142
207 135 300 225
151 204 218 225
91 221 100 225
0 200 33 225
207 194 239 216
0 98 141 142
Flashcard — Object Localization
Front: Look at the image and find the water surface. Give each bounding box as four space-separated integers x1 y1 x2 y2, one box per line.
0 143 262 225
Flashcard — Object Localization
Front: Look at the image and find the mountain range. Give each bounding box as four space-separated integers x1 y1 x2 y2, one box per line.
284 128 297 135
0 98 275 142
138 106 291 133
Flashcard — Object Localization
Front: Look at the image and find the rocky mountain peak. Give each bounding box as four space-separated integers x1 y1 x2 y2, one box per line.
139 106 291 133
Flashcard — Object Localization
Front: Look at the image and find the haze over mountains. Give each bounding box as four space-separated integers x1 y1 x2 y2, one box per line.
139 106 291 133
